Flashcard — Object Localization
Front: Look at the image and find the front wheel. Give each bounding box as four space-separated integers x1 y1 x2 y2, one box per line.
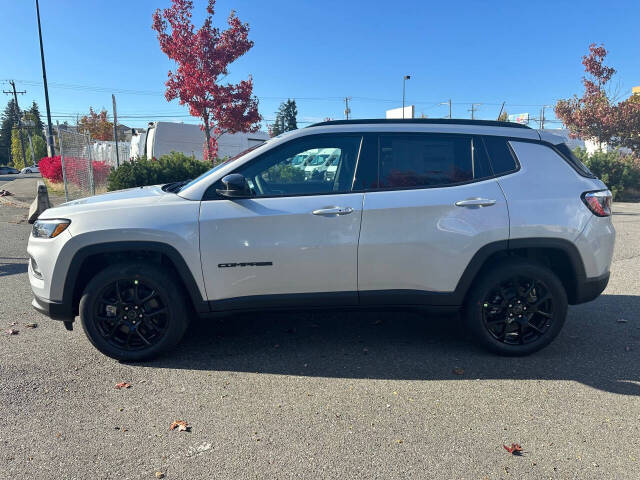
464 259 568 356
79 263 190 361
24 169 31 174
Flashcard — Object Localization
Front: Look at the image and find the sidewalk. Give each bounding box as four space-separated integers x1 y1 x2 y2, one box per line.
0 177 65 223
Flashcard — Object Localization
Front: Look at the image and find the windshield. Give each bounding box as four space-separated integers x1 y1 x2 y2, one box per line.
176 142 267 192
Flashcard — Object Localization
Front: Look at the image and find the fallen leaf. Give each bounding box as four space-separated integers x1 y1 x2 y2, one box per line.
170 420 191 432
114 382 132 390
155 472 165 479
25 323 38 328
453 367 465 375
5 329 19 335
504 443 524 455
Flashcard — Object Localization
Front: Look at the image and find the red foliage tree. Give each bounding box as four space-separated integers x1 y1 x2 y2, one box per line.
78 107 114 141
152 0 261 162
555 44 640 154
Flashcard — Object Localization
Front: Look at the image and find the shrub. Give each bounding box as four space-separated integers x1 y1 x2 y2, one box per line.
573 148 640 200
38 156 63 183
38 155 113 188
107 152 211 191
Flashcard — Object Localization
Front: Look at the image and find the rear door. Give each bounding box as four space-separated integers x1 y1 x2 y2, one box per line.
357 133 509 304
199 134 364 309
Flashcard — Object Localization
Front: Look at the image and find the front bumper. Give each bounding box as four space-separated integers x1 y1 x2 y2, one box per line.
572 271 610 304
32 294 75 321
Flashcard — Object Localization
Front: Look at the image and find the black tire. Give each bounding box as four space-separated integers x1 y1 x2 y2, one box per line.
25 169 31 174
79 262 190 361
464 258 568 356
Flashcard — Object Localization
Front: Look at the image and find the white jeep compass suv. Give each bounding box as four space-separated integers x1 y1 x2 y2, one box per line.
27 119 615 360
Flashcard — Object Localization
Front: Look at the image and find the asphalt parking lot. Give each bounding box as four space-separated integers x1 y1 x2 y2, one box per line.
1 199 639 479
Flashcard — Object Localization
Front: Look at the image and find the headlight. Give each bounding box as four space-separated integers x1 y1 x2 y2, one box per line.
32 219 71 238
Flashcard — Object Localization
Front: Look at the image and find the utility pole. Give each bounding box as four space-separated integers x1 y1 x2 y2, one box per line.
3 81 27 166
112 94 120 167
497 101 506 120
468 103 481 120
539 105 550 130
35 0 55 156
344 97 351 120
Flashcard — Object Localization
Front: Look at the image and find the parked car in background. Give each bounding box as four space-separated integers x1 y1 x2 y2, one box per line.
21 165 40 174
0 166 20 175
28 119 615 361
303 148 340 179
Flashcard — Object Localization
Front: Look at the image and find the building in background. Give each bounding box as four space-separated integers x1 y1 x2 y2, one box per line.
386 106 415 119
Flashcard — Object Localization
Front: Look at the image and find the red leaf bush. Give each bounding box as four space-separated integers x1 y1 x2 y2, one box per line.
38 155 111 188
38 156 63 183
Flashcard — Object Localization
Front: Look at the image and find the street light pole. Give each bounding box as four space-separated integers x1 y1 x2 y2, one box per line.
402 75 411 119
440 99 452 119
35 0 55 156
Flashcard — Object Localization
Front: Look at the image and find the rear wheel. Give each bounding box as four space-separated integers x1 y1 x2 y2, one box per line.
464 259 568 356
80 263 190 361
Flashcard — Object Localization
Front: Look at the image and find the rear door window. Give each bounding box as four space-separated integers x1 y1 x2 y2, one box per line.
376 134 491 189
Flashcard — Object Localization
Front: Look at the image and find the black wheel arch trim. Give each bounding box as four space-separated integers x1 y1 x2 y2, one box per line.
59 241 209 319
36 237 597 323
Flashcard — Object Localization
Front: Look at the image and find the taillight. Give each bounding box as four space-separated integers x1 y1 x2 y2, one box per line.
582 190 612 217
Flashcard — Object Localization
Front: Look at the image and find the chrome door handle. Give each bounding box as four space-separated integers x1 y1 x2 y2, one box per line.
455 198 497 207
312 206 354 216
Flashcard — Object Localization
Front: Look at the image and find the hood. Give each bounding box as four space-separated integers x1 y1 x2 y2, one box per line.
39 185 173 218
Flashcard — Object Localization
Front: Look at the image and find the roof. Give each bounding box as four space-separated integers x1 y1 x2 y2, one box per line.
309 118 531 129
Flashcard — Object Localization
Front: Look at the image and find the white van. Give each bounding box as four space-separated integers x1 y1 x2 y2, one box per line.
139 122 269 160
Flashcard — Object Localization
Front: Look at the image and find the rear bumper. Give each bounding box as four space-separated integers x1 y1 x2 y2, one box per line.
572 271 610 304
32 294 75 321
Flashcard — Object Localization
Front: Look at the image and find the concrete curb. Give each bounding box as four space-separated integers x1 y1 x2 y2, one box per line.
28 181 52 224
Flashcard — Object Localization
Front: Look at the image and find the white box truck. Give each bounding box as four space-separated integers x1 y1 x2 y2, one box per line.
130 122 270 160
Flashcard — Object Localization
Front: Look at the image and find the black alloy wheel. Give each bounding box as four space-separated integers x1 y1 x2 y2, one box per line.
93 278 169 351
465 259 568 356
482 276 555 345
80 263 189 361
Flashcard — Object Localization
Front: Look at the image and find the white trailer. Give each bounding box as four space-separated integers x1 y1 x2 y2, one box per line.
134 122 269 160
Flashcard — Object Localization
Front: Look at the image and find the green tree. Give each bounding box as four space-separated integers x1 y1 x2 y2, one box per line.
0 99 20 165
11 127 25 170
26 102 45 135
26 134 47 166
271 99 298 137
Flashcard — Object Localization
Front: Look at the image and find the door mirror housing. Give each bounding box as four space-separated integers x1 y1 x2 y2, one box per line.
216 173 253 198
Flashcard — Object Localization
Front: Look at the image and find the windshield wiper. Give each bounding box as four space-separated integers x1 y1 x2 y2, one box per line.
162 180 191 193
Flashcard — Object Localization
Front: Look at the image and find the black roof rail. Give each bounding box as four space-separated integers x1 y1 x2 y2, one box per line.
308 118 531 129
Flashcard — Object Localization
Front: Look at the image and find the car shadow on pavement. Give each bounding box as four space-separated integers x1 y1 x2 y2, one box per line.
0 258 28 277
144 294 640 396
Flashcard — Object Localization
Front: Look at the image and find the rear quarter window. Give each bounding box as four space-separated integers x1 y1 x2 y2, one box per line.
553 143 595 178
482 136 518 175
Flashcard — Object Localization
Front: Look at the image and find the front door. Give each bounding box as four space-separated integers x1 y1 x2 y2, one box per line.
199 134 364 310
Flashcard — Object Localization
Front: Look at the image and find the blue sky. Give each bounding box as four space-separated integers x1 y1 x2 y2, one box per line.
2 0 639 131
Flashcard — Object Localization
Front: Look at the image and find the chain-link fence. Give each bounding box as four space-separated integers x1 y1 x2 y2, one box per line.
58 130 112 201
91 141 130 168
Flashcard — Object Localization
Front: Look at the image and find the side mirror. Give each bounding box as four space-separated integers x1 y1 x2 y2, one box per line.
216 173 252 198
